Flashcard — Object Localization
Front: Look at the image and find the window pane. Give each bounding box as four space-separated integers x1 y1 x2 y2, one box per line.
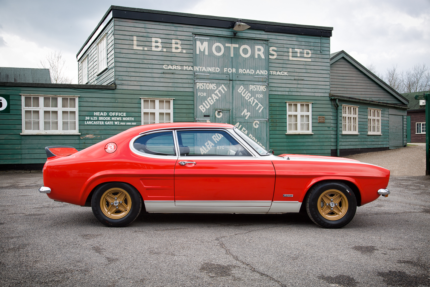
165 113 171 122
70 121 76 130
25 97 31 107
150 112 155 124
159 101 164 110
177 130 250 156
62 98 68 108
69 98 76 108
52 97 58 107
143 112 149 124
133 131 176 156
70 111 76 120
63 121 69 130
33 97 39 107
150 100 155 109
25 110 31 120
165 101 170 110
288 104 297 112
300 104 309 113
159 113 164 123
144 100 149 109
63 111 68 121
44 97 50 107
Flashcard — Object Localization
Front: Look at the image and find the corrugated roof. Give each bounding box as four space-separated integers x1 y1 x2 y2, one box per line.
0 67 51 83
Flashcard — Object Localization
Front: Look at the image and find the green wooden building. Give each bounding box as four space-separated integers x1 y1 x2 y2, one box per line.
0 6 408 169
329 51 408 156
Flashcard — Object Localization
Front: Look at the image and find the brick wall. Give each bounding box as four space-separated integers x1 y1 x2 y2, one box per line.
408 110 426 143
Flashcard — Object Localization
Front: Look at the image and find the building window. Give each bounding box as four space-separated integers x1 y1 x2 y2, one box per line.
342 105 358 134
81 57 88 84
368 108 381 135
22 95 79 134
97 35 107 73
141 98 173 125
416 122 426 134
286 103 312 134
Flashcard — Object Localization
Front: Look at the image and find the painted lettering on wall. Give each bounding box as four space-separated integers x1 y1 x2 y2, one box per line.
132 37 312 62
234 122 266 149
238 86 264 113
198 85 228 113
84 112 137 126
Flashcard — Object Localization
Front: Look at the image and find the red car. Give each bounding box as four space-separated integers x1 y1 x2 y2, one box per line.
39 123 390 228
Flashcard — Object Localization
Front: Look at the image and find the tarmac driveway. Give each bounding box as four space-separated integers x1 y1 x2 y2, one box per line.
1 146 429 286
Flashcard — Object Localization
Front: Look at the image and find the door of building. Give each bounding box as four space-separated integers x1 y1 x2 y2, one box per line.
194 36 269 150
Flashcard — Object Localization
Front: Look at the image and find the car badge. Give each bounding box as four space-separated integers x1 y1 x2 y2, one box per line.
105 142 117 153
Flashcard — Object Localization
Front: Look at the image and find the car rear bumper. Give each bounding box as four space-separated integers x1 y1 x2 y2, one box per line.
39 186 51 194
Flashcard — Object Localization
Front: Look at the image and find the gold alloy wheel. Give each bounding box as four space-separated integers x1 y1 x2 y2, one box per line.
317 189 349 221
100 188 132 220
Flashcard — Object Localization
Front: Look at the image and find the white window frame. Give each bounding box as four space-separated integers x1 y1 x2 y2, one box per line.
81 56 88 84
97 34 107 74
416 122 426 134
342 105 359 134
21 95 80 135
140 98 174 125
368 108 382 135
286 102 313 134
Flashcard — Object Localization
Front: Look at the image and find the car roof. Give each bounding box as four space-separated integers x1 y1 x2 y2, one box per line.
129 122 234 134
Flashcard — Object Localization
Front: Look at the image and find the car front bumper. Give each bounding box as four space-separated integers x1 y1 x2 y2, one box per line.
378 189 390 197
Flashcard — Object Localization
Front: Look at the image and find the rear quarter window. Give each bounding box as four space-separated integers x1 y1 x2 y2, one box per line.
133 131 176 156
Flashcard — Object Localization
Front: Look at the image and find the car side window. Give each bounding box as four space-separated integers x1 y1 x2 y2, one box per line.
133 131 176 156
176 130 251 156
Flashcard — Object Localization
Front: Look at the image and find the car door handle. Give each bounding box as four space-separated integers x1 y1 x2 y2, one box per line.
179 161 196 166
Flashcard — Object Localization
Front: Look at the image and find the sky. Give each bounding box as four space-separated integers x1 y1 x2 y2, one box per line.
0 0 429 83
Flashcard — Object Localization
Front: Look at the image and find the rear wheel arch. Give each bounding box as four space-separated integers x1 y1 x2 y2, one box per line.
85 181 146 211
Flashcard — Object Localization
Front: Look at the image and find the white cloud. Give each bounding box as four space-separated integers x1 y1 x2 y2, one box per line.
188 0 430 76
0 32 78 83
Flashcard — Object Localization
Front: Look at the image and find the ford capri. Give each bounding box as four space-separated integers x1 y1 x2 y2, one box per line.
39 123 390 228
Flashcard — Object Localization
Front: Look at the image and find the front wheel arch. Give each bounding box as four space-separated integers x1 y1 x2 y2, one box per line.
304 181 358 228
300 179 361 212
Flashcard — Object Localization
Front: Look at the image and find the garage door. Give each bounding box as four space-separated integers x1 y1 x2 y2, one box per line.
389 115 403 149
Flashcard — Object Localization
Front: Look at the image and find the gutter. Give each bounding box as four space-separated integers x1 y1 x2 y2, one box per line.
0 82 116 90
329 94 408 109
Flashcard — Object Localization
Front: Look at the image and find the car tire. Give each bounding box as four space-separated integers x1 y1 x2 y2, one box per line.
305 182 357 228
91 182 142 227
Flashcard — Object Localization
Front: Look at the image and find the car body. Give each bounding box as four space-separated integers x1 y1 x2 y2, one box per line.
39 123 390 228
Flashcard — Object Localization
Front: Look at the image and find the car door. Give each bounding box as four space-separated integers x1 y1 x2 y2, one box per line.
174 129 275 213
130 130 178 212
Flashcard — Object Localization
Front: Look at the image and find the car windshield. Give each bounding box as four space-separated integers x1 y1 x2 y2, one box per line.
233 128 269 156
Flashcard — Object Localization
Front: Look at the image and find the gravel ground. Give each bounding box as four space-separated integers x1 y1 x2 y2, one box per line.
346 144 427 176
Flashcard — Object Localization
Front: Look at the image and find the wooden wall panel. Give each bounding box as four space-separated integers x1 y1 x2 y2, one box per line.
331 58 402 104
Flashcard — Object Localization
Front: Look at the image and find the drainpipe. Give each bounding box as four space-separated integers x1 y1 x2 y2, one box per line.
336 99 340 157
425 93 429 175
